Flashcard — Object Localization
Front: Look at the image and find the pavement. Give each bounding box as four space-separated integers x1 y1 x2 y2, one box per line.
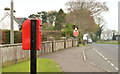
39 46 105 72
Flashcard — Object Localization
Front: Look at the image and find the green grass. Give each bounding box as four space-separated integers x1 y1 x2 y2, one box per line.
95 42 119 45
78 44 90 46
2 58 62 72
0 68 2 74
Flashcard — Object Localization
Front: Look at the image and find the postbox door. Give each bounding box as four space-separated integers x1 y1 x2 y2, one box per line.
22 19 31 50
22 19 41 50
37 19 41 50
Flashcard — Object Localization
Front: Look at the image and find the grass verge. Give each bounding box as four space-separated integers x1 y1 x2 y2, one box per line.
95 42 119 45
2 58 62 72
0 68 2 74
78 44 90 47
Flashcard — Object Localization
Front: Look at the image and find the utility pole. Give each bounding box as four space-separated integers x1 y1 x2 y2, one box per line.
10 0 14 44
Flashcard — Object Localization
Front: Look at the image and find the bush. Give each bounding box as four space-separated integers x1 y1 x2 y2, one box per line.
62 23 73 38
41 31 62 41
42 23 55 31
14 31 22 43
6 30 10 44
0 30 22 44
62 23 81 42
1 30 10 44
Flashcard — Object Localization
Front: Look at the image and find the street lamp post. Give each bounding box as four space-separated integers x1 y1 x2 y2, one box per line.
10 0 14 44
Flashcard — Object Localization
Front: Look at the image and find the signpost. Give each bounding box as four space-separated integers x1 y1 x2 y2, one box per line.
22 19 41 74
31 20 37 73
73 27 79 36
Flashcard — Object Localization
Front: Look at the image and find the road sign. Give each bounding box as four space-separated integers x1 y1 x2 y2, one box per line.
73 27 79 36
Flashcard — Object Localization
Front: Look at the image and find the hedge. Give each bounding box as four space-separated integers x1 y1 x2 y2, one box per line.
41 31 62 41
0 30 62 44
0 30 22 44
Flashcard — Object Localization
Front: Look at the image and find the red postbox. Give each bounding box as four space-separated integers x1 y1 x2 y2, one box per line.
22 19 41 50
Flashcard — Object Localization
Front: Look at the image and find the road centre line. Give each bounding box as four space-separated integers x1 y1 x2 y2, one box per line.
93 48 118 71
107 61 110 63
83 49 110 72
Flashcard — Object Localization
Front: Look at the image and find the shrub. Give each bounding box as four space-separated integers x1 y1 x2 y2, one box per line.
41 31 62 41
0 30 62 44
0 30 22 44
14 31 22 43
62 23 81 42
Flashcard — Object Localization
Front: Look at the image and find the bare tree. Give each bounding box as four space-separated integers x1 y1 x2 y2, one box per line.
65 0 109 35
101 29 113 40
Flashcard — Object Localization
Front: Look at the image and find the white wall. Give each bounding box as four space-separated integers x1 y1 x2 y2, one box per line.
0 15 19 31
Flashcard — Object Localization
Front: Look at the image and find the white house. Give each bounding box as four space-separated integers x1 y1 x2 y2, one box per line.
0 12 20 31
83 33 88 40
83 33 92 40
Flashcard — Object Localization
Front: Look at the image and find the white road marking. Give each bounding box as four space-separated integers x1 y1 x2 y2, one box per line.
115 67 118 70
111 63 114 66
93 48 119 71
105 58 107 60
102 56 105 58
100 54 103 56
108 61 110 63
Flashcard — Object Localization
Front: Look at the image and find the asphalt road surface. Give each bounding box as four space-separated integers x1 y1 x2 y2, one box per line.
90 43 118 67
40 47 105 72
88 43 118 72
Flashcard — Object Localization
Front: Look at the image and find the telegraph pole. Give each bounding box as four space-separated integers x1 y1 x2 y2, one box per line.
10 0 14 44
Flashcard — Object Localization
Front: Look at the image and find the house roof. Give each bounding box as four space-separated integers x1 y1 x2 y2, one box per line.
0 13 9 23
16 17 25 25
0 12 25 26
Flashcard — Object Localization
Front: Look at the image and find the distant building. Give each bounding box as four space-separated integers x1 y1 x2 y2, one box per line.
83 34 88 40
83 33 92 40
101 29 118 40
112 33 120 40
0 12 25 31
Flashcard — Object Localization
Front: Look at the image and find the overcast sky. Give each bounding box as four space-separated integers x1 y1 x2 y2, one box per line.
0 0 119 31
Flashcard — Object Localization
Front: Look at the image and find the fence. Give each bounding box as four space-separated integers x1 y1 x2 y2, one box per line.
0 37 78 67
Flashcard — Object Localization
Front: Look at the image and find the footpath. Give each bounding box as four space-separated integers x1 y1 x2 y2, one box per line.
40 46 105 72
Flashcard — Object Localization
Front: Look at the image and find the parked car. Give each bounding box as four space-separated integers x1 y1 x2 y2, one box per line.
87 39 92 44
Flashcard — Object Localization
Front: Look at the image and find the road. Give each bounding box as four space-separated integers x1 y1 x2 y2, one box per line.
86 43 118 72
40 46 105 72
91 43 118 67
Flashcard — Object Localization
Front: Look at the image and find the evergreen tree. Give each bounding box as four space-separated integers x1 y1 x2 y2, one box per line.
55 9 66 30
